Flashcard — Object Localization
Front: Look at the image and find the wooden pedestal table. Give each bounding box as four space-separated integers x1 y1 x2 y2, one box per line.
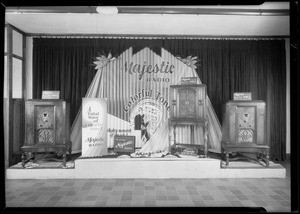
221 141 269 167
169 118 208 157
21 141 72 168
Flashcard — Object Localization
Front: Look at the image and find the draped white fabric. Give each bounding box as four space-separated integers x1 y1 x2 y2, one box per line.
70 47 221 153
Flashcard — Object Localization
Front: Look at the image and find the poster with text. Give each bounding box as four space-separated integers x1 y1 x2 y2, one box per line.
82 98 108 157
71 47 222 154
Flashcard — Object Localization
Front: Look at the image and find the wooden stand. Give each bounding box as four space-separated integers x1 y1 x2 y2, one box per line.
221 142 269 167
169 84 208 156
21 141 72 168
169 118 208 157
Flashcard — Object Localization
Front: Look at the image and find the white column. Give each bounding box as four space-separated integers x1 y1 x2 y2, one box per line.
285 38 290 156
25 37 33 99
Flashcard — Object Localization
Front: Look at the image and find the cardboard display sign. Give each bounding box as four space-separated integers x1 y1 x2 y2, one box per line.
114 135 135 153
181 77 197 84
42 91 60 99
233 92 252 101
82 98 108 157
171 144 204 156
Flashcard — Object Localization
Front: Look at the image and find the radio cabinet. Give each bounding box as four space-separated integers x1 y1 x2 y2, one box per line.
21 99 72 168
221 100 269 166
169 84 206 119
169 84 208 157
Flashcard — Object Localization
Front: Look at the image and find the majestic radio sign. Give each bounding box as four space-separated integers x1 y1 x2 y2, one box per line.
121 61 175 81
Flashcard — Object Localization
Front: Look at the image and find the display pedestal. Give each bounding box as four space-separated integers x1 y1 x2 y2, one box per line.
6 157 285 179
75 157 218 179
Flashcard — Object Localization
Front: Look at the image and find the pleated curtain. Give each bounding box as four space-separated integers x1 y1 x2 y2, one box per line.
33 38 286 161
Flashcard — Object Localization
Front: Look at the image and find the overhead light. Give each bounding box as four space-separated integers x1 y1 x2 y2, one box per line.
96 6 118 15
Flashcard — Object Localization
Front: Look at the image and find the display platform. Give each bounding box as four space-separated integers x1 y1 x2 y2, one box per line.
6 155 285 179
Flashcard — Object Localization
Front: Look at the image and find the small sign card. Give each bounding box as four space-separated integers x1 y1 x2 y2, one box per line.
42 91 60 99
114 135 135 153
233 92 252 101
181 77 197 84
171 143 204 156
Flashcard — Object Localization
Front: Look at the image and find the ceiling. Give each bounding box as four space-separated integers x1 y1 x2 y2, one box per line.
4 2 290 36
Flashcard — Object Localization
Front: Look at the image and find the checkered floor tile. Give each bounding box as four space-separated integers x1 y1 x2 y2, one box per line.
5 161 291 212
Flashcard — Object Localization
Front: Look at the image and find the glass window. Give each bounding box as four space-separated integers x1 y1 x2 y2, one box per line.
4 56 7 98
12 30 23 57
12 57 22 98
5 27 7 53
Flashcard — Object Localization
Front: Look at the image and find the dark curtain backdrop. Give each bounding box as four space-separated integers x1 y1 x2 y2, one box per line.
32 38 286 160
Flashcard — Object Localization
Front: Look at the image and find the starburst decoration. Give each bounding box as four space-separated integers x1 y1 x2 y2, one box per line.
93 52 116 70
176 55 200 70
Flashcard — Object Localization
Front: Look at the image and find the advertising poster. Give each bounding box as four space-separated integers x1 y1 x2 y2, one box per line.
71 47 222 154
82 98 108 157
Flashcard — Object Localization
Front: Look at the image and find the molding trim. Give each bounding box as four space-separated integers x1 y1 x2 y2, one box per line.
5 6 289 16
5 23 27 36
27 34 289 40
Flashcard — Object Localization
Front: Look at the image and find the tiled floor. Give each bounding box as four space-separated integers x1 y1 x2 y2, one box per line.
5 161 290 212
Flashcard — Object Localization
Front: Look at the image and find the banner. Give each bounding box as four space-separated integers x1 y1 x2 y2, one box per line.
82 98 108 157
71 47 222 154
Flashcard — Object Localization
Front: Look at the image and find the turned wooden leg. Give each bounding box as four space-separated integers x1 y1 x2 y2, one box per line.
31 153 35 162
63 153 67 167
68 147 72 160
265 152 270 167
204 141 208 158
204 122 208 158
191 125 194 145
225 153 229 166
21 153 26 168
168 125 172 152
173 124 176 145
